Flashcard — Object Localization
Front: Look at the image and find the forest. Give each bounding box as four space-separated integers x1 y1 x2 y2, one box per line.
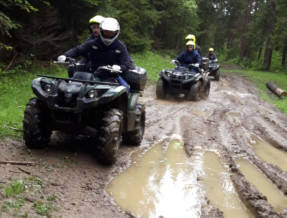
0 0 287 71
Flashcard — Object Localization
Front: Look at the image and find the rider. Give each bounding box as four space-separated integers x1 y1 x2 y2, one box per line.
89 15 105 39
176 40 201 73
185 34 202 57
85 15 136 70
206 48 217 61
57 17 130 92
80 15 105 67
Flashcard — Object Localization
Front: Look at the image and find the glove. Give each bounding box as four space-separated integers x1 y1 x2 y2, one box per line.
112 65 121 71
57 55 66 62
171 59 176 63
194 63 200 68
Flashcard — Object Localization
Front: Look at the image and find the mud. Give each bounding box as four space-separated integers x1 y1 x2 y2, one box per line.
1 73 287 217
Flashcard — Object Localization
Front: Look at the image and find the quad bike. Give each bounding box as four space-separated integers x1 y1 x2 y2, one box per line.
156 60 210 101
22 58 147 165
208 59 220 81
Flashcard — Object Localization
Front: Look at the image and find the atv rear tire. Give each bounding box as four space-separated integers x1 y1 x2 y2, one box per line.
123 104 145 145
156 79 166 99
199 78 211 100
23 98 51 148
214 70 220 81
97 108 123 165
188 81 201 101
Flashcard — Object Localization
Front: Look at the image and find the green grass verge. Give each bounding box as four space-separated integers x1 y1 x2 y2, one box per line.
0 64 66 138
133 51 174 83
221 67 287 114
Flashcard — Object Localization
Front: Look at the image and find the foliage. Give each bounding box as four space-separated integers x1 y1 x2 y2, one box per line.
0 0 38 37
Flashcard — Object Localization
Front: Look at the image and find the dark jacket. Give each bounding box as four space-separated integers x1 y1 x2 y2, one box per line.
64 38 129 73
195 44 202 57
206 53 217 60
176 49 201 67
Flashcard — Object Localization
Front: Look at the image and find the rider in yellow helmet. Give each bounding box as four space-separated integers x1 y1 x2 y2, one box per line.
206 48 217 61
89 15 105 39
185 34 202 57
175 40 201 72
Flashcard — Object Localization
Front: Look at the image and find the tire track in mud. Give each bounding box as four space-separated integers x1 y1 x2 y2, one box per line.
144 74 287 217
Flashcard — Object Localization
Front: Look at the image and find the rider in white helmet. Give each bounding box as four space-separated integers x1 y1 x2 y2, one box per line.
58 17 131 92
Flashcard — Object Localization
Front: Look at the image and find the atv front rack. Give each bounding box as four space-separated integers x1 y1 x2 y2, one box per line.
37 74 119 86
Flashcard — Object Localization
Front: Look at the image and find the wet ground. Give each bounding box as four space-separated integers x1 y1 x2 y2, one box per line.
1 73 287 217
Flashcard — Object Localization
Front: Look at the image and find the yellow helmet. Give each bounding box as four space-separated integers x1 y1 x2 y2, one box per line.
185 34 196 42
89 15 105 25
209 48 214 52
186 40 195 47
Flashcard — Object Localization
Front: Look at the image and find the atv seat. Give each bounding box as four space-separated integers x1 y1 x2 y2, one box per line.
72 72 94 81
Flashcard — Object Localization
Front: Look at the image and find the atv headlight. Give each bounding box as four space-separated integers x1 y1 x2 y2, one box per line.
44 84 52 93
87 89 98 98
184 74 192 80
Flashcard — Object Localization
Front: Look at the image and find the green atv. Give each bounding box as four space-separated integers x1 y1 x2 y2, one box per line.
23 58 147 165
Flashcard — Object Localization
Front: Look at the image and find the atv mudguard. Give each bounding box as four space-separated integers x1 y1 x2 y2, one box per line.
126 92 141 132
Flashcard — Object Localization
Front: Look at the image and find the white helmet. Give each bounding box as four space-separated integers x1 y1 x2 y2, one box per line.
99 17 120 45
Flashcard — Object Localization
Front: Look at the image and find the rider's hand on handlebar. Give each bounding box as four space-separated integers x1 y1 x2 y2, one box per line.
193 63 200 68
112 65 121 71
57 55 66 62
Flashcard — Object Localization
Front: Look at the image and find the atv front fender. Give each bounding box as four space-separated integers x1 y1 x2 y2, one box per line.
126 92 140 131
99 86 128 104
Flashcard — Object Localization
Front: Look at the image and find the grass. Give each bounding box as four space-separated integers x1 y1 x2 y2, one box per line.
221 67 287 113
1 176 57 217
5 180 27 197
133 50 174 83
0 63 66 138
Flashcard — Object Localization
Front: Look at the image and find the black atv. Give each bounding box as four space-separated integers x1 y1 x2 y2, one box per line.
156 60 210 101
22 58 147 165
208 59 220 81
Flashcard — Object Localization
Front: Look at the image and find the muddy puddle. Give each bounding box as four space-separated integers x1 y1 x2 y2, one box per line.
106 135 253 217
249 134 287 172
106 135 203 217
235 159 287 213
202 151 252 218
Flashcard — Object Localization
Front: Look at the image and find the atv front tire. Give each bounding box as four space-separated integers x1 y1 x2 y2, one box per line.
23 98 51 148
156 79 166 99
199 78 211 100
123 104 145 145
188 81 201 101
97 108 123 165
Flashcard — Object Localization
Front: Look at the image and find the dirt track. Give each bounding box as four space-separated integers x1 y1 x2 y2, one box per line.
1 73 287 217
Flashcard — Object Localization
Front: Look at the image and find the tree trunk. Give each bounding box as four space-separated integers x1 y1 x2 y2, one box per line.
281 39 287 66
257 47 262 60
239 0 253 61
263 37 273 70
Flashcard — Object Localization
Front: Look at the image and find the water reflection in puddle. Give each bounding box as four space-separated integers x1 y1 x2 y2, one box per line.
106 136 254 218
106 135 203 218
235 159 287 213
202 151 252 218
249 134 287 172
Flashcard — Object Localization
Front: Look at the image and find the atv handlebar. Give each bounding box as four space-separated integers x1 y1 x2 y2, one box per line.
54 57 76 65
96 65 122 74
